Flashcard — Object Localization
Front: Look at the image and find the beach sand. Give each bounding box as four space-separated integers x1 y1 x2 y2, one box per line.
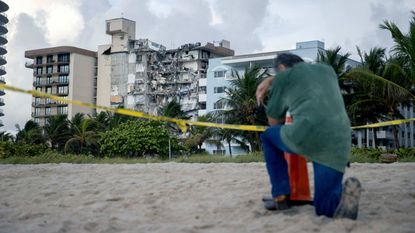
0 162 414 233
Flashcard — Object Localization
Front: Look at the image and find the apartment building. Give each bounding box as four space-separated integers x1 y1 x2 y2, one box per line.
25 46 97 126
203 41 360 155
0 0 8 127
97 18 234 118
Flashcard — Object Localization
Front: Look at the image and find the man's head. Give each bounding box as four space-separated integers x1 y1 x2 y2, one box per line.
274 53 304 72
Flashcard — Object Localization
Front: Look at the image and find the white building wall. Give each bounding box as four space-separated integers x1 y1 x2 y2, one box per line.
96 44 112 110
68 53 96 118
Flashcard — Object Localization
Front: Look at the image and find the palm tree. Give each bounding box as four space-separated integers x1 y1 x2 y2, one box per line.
380 11 415 84
345 11 415 149
158 99 189 119
43 115 70 150
0 131 14 142
65 118 99 154
317 46 351 77
15 120 45 144
219 65 269 152
345 47 415 148
94 111 112 132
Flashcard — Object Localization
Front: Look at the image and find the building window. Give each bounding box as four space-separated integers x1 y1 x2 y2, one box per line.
58 75 68 84
36 67 43 75
58 53 70 63
136 55 142 63
35 77 41 85
47 55 54 63
202 51 209 59
34 108 41 116
57 106 68 115
45 107 51 116
214 70 226 78
46 87 52 94
36 87 42 92
36 56 43 65
214 99 226 110
214 86 226 94
106 22 110 32
47 76 52 84
199 102 206 110
46 66 53 74
199 86 207 94
59 65 69 73
213 149 225 155
57 96 68 104
58 86 68 94
46 98 52 104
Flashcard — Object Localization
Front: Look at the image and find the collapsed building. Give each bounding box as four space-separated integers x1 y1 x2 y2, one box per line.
96 18 234 118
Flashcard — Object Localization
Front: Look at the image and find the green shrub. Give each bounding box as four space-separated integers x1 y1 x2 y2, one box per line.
99 120 185 158
0 141 49 158
394 148 415 158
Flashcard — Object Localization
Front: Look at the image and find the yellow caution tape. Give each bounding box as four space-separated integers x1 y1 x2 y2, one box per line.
0 84 266 133
351 118 415 129
0 83 412 132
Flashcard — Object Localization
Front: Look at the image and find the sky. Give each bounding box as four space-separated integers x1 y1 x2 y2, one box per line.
2 0 414 133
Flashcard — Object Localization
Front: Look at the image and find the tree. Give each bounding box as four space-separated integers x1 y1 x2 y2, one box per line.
15 120 45 144
345 48 414 148
380 11 415 84
43 115 70 150
317 46 351 77
158 99 189 119
0 131 14 142
219 65 269 152
344 11 415 149
65 118 99 154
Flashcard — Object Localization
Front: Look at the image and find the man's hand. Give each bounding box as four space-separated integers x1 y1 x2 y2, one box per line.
256 76 274 106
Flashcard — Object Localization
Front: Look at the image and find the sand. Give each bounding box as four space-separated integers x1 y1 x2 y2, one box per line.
0 162 414 233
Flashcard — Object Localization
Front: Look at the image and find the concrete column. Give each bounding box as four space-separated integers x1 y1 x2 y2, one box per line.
357 130 362 148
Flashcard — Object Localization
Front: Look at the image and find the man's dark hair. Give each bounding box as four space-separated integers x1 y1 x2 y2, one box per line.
274 53 304 71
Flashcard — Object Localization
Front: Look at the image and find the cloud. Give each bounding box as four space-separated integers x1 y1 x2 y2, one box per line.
8 0 85 45
3 13 50 132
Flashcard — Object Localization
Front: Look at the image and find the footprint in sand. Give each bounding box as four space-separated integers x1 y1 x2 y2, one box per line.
106 197 124 202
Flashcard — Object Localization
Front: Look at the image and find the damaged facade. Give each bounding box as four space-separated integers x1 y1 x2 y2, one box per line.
97 18 234 118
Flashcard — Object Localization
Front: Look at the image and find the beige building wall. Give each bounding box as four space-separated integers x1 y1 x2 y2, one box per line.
96 44 112 110
106 18 136 53
68 53 96 118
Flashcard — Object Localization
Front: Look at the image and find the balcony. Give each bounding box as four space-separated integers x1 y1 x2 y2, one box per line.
0 34 7 45
25 61 34 68
0 1 9 13
0 97 4 106
0 65 5 75
0 45 6 56
0 54 5 65
0 108 3 116
0 23 6 35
